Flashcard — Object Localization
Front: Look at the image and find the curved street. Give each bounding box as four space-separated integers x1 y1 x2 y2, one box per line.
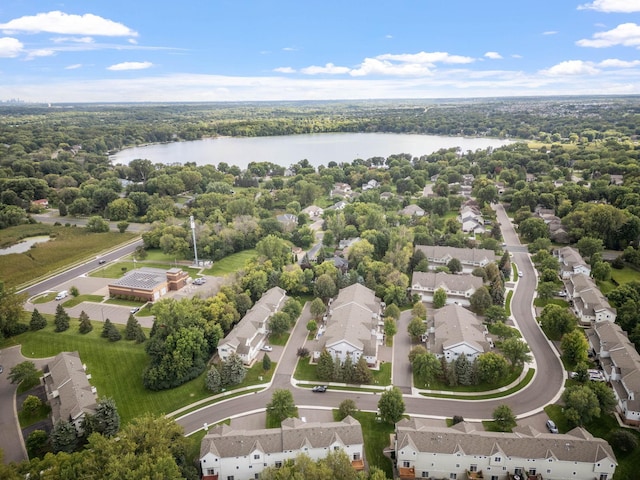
176 204 566 434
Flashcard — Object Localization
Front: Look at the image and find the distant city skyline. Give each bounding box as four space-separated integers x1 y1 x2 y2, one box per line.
1 0 640 102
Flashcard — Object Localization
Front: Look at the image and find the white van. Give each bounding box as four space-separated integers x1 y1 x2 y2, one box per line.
55 290 68 301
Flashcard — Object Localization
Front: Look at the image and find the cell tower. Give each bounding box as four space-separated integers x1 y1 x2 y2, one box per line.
190 215 199 267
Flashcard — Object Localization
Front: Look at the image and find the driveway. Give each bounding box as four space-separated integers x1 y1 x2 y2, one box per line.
0 346 52 463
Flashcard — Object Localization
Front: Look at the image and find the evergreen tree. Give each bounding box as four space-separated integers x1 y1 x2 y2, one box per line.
262 353 272 371
455 354 473 386
205 365 222 393
134 327 147 344
78 310 93 334
341 354 355 384
54 304 70 332
125 314 141 340
83 397 120 438
316 349 335 381
50 421 78 453
102 319 122 342
29 308 47 331
353 356 374 384
220 352 246 386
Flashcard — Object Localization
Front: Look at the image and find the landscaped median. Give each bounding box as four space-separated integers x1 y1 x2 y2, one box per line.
418 368 535 400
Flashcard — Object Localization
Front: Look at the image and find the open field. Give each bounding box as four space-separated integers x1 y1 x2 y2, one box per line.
204 249 257 276
0 225 136 288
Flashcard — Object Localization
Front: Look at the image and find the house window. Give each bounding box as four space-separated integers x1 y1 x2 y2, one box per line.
275 461 283 468
450 474 457 480
227 477 234 480
600 475 608 480
206 469 216 475
530 469 536 475
403 461 411 468
255 475 260 479
334 446 340 451
494 457 501 462
422 472 429 478
353 453 361 460
491 477 498 480
514 468 523 475
470 465 478 472
254 454 260 460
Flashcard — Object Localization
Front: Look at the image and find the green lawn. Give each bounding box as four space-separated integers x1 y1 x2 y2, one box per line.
294 357 391 386
610 266 640 285
18 403 51 428
204 249 257 276
32 292 57 304
62 294 104 308
505 290 513 316
350 411 394 478
533 298 570 308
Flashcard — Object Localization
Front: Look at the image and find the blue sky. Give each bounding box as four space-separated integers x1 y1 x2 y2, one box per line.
1 0 640 102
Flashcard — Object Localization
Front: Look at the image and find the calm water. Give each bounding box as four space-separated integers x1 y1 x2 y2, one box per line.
110 133 513 169
0 236 51 256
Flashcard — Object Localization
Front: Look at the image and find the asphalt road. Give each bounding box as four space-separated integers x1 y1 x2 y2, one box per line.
176 205 566 434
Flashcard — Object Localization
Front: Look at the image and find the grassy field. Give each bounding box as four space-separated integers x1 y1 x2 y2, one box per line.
0 225 137 288
294 357 392 386
350 411 394 478
204 249 257 276
62 294 104 308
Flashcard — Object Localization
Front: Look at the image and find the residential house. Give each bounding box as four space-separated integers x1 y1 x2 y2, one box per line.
313 283 384 366
337 237 360 256
32 198 49 208
556 247 591 278
587 321 640 426
410 271 483 307
393 418 617 480
331 255 349 273
458 207 485 234
609 174 624 186
398 204 425 217
330 182 353 199
301 205 324 218
108 267 189 302
422 184 435 197
276 213 298 232
566 273 616 325
217 287 287 365
414 245 497 274
200 416 364 480
362 179 380 191
328 200 348 211
535 209 569 244
425 304 491 362
380 192 395 201
43 352 98 432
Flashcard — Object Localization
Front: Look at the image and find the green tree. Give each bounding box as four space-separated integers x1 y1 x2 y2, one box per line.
609 430 638 454
447 258 462 274
563 385 601 426
8 361 40 386
262 353 272 371
561 329 589 366
256 235 291 270
317 349 335 381
314 273 338 302
117 221 129 233
269 311 291 336
54 303 70 332
69 286 79 297
25 430 49 459
78 310 93 334
477 352 510 384
101 318 121 341
407 316 427 342
0 281 28 337
491 321 516 341
86 215 110 233
29 308 47 331
124 314 143 340
83 397 120 438
353 356 374 384
576 236 604 259
433 288 447 308
310 297 326 319
492 404 516 432
266 389 298 423
205 365 222 393
588 381 617 415
384 317 397 341
484 305 508 324
306 319 318 335
518 217 549 242
469 286 492 315
378 387 405 424
412 352 443 387
50 421 78 453
220 352 247 386
384 303 401 320
501 338 531 367
337 399 358 420
539 304 575 339
22 395 42 415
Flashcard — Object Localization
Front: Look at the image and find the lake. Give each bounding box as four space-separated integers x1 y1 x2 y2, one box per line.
0 235 51 256
109 133 513 170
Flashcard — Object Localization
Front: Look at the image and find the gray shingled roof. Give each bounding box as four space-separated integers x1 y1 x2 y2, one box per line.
200 416 363 459
110 267 168 290
396 419 616 465
45 351 97 424
412 271 483 293
414 245 496 265
431 304 488 354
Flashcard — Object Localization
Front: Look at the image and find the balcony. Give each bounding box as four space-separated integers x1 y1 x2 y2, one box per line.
467 470 484 479
351 459 365 471
398 466 416 479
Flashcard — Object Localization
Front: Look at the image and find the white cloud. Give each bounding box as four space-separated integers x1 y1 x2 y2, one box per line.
577 22 640 48
282 47 298 51
300 63 351 75
541 60 600 75
51 36 94 44
274 66 295 73
578 0 640 13
385 34 393 39
0 37 23 57
543 31 558 35
0 11 137 37
107 61 153 71
65 64 83 70
26 49 56 60
598 58 640 67
349 57 434 77
484 51 502 59
512 54 523 59
377 51 474 65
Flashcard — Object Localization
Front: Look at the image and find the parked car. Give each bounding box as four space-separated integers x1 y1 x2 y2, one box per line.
557 291 567 297
130 307 141 314
260 345 273 352
546 419 559 434
0 365 3 374
518 271 523 278
193 277 206 285
312 385 328 393
98 259 106 265
55 290 68 301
